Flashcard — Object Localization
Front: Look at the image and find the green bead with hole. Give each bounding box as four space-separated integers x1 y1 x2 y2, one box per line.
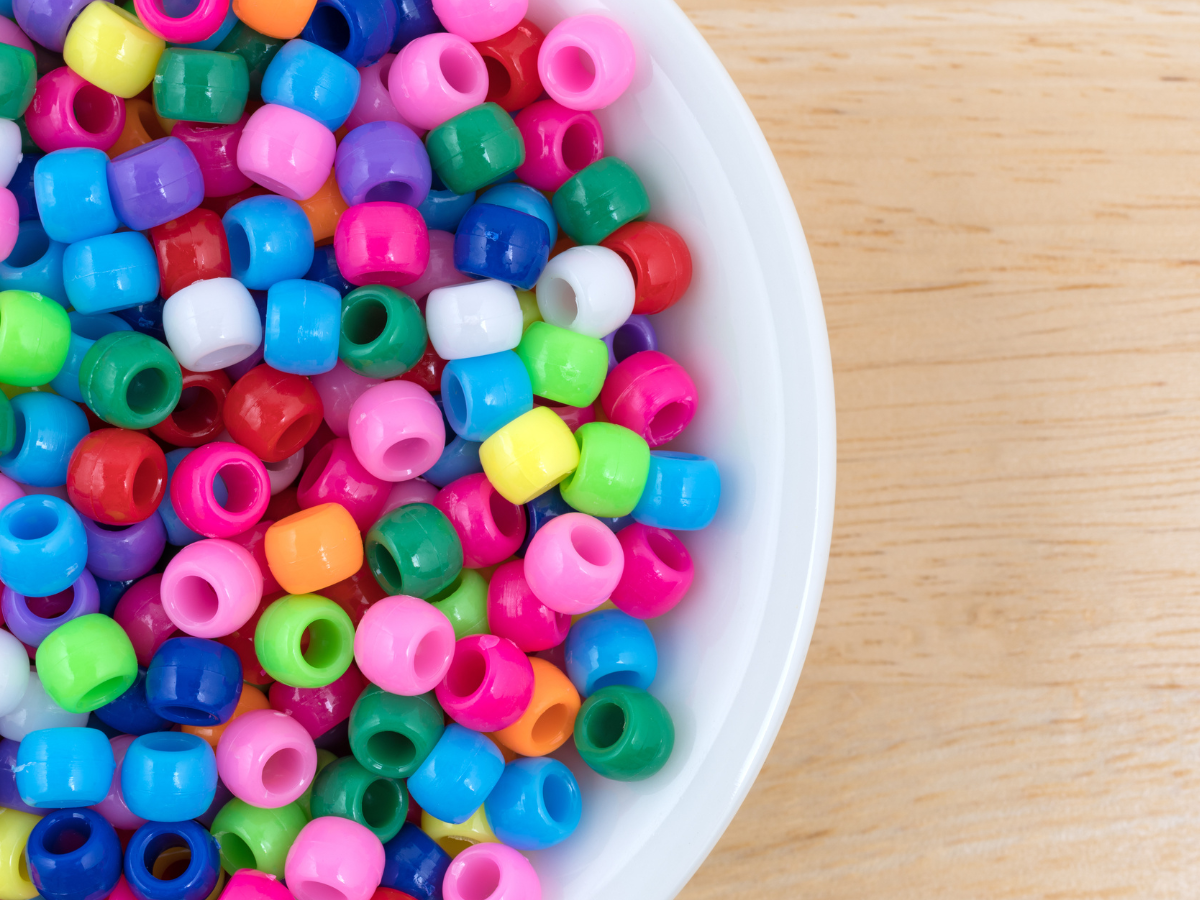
364 502 463 599
573 684 675 781
78 331 183 429
338 285 428 379
253 593 356 688
348 685 445 779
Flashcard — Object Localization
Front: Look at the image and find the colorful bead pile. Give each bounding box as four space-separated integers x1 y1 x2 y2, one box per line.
0 0 721 896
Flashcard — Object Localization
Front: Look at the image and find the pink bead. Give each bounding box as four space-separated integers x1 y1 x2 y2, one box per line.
388 33 488 131
354 595 456 696
25 67 125 152
216 708 318 808
380 479 438 516
222 869 295 900
237 104 336 202
537 15 635 111
113 574 179 666
173 116 254 198
609 523 693 619
160 537 264 638
0 475 24 512
347 381 446 482
522 512 623 614
0 17 34 56
598 350 698 447
0 188 15 262
486 558 569 652
91 734 147 831
432 473 525 568
269 663 367 738
434 633 533 732
334 201 429 288
227 520 282 595
344 54 423 135
311 362 382 437
442 843 541 900
431 0 526 42
296 437 392 532
402 230 473 302
284 817 385 900
513 99 603 192
170 441 272 538
134 0 228 42
534 398 594 432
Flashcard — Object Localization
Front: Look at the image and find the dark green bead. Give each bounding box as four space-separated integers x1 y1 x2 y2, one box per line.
78 331 183 429
15 118 35 155
552 157 651 245
339 285 427 378
153 48 249 125
365 502 463 599
0 392 14 457
348 685 444 779
574 685 674 781
428 568 490 640
0 45 36 120
425 102 524 195
310 755 408 843
514 321 608 407
215 21 284 94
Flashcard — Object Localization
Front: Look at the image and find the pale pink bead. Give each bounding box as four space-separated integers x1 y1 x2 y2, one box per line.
237 104 337 202
431 0 527 42
442 842 541 900
538 15 635 111
311 362 382 437
344 54 423 136
354 595 456 695
0 475 25 512
216 708 318 808
389 33 488 132
347 381 446 482
403 230 473 302
522 512 624 614
380 479 439 516
285 817 384 900
91 735 148 831
160 538 264 638
0 188 16 261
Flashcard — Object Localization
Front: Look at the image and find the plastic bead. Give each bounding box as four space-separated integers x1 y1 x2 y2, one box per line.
0 739 40 814
171 117 253 198
553 157 649 245
284 817 385 900
602 313 657 370
63 2 165 98
538 15 633 111
335 121 430 207
9 155 40 221
33 149 118 243
453 203 549 289
2 394 84 489
0 124 20 197
364 502 463 599
347 380 445 481
440 842 539 900
92 735 149 829
535 244 634 338
182 679 270 747
121 732 217 821
122 820 220 900
223 195 316 287
417 805 497 859
432 473 525 567
354 595 456 696
215 707 317 807
381 477 439 515
0 223 66 304
3 570 99 646
483 757 579 850
264 504 363 595
338 285 427 379
169 441 270 539
556 421 649 518
379 823 449 900
16 727 115 807
1 671 91 741
229 0 314 41
112 575 177 665
347 686 443 778
478 181 555 236
0 45 34 120
310 756 407 843
406 723 502 825
573 683 672 780
513 321 607 407
145 636 244 725
524 511 622 614
563 608 655 698
79 337 180 432
321 559 387 627
0 807 41 900
0 15 34 54
334 201 429 288
485 558 566 651
412 571 481 641
473 20 543 111
62 231 159 315
0 633 29 718
26 68 125 153
107 137 204 230
0 188 14 262
600 220 691 314
134 0 229 42
422 435 483 488
253 593 355 687
26 809 122 900
304 0 396 67
403 230 473 302
150 370 228 447
93 669 171 737
600 350 697 446
309 363 380 438
219 869 294 900
632 451 720 530
148 209 232 301
0 290 70 386
608 523 691 618
477 405 579 505
306 244 356 297
12 0 87 50
425 279 522 361
345 55 410 132
237 105 335 202
160 538 263 638
268 663 365 737
295 438 389 530
50 314 129 402
425 103 523 195
434 633 532 732
209 798 304 878
416 176 474 232
262 280 340 376
163 277 262 372
216 21 287 92
440 353 531 444
294 169 347 242
262 40 360 131
492 655 577 755
108 99 167 159
80 512 166 582
388 34 486 132
37 611 137 712
0 495 87 597
115 296 168 342
152 49 248 125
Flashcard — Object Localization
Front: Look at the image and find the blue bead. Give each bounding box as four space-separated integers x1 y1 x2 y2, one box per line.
302 0 396 67
517 486 572 557
264 278 342 375
632 451 721 530
406 723 505 825
33 149 120 244
262 39 361 131
94 667 172 736
389 0 440 50
0 494 87 596
0 219 67 303
27 809 122 900
122 731 217 821
173 5 238 49
63 231 160 314
0 737 45 814
453 203 550 290
440 351 533 442
158 448 228 546
418 175 475 232
49 312 133 401
421 435 483 487
305 243 355 296
192 777 233 829
478 183 557 238
380 823 451 900
0 391 89 487
564 608 657 696
16 727 115 808
145 637 244 727
124 820 220 900
8 151 39 220
484 757 581 850
0 0 13 17
95 576 135 615
114 296 168 343
224 195 315 290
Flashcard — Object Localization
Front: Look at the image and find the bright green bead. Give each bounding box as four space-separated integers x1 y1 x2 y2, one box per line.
365 502 463 599
552 158 651 245
310 755 408 843
428 568 490 640
210 798 307 877
153 48 249 124
0 291 70 386
254 594 355 688
295 748 336 819
339 285 427 378
559 422 650 517
35 614 138 713
78 331 183 429
0 45 35 120
425 103 524 195
574 685 674 781
514 321 608 407
215 21 284 94
348 685 444 779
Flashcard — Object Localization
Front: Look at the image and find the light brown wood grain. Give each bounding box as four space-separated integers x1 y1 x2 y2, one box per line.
671 1 1200 896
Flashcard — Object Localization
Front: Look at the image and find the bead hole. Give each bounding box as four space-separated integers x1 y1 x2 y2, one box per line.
225 221 250 274
25 587 73 619
127 367 168 415
444 373 468 427
9 505 58 541
215 832 256 871
42 819 91 854
612 248 638 285
531 702 570 745
5 224 48 268
369 543 403 591
300 619 341 669
488 489 524 538
141 732 197 751
586 699 626 749
570 525 610 567
537 276 578 327
552 46 597 95
276 415 315 456
171 386 218 435
455 855 501 900
297 882 346 900
366 730 415 768
444 644 486 698
483 56 512 104
382 437 429 473
412 628 450 680
133 456 161 508
560 121 599 172
173 574 219 623
216 462 261 515
361 778 400 827
437 836 474 858
377 56 394 86
439 45 479 95
152 845 192 881
142 833 188 877
364 180 418 204
72 82 117 135
310 3 350 53
80 676 127 706
261 746 304 794
343 298 387 345
646 401 691 445
138 103 166 140
646 528 687 571
614 323 651 362
542 770 573 823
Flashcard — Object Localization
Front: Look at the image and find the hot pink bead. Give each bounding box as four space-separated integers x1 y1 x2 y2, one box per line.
354 595 455 696
402 229 473 303
228 520 282 595
295 437 392 532
347 381 446 482
170 441 272 538
432 473 525 568
598 350 698 447
435 633 533 732
431 0 526 42
310 362 382 437
388 33 488 132
222 869 295 900
108 879 138 900
380 479 438 516
537 15 635 111
344 54 422 135
91 734 147 831
522 512 623 614
442 843 541 900
609 522 693 619
0 190 16 271
216 708 318 808
0 17 34 56
269 663 367 738
486 558 568 652
134 0 228 42
160 537 264 638
237 104 336 202
513 99 603 192
173 116 254 198
284 817 385 900
334 201 429 288
113 574 179 666
25 67 126 152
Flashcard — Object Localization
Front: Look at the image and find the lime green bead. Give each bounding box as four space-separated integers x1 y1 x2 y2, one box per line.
0 291 70 387
35 613 138 713
552 158 650 245
574 685 673 781
339 285 427 378
514 321 608 407
254 594 355 688
153 48 248 124
78 331 183 429
428 568 490 640
559 422 650 518
295 748 336 819
425 103 524 195
215 21 284 94
210 798 307 877
310 755 408 843
365 502 463 599
348 685 444 779
0 45 35 120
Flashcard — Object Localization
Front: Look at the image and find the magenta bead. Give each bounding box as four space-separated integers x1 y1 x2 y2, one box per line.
113 575 178 666
310 362 382 438
347 381 446 482
173 116 255 198
269 664 365 738
522 512 623 615
334 201 429 288
0 17 34 55
403 230 473 302
432 473 525 568
0 476 25 511
486 558 568 652
170 442 272 539
537 15 635 111
344 54 422 135
354 595 455 696
284 817 384 900
216 708 318 808
228 520 282 595
513 99 603 192
442 843 541 900
160 538 264 638
26 68 125 152
91 735 148 831
434 633 533 732
295 437 392 532
431 0 526 42
600 350 698 447
388 33 488 131
134 0 228 43
609 522 693 619
222 870 295 900
380 479 438 516
237 104 337 202
0 189 17 267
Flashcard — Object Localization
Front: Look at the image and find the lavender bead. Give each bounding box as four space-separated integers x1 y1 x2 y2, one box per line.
107 137 205 231
81 512 167 582
603 314 658 371
1 568 100 646
334 120 431 207
13 0 99 51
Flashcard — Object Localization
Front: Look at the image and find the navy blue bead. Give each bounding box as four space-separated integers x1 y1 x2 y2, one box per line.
114 296 168 343
16 727 115 809
421 436 483 488
0 737 45 814
305 243 355 296
94 667 173 735
406 723 505 825
95 575 136 616
517 486 572 557
9 151 41 221
381 822 451 900
389 0 440 50
124 820 220 900
0 218 67 302
564 608 658 696
453 203 551 290
302 0 396 68
632 451 721 531
484 757 582 850
440 350 533 441
27 809 122 900
145 637 244 727
418 173 474 232
0 494 88 597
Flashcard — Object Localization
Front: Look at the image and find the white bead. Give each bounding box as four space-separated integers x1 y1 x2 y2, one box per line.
163 277 263 372
425 279 523 360
0 120 22 189
535 245 636 338
0 630 28 718
265 448 304 494
0 671 88 740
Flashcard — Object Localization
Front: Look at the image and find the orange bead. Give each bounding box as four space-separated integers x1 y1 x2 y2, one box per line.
265 502 364 595
231 0 317 39
297 168 349 243
492 658 580 757
182 683 270 747
107 98 166 159
484 733 519 763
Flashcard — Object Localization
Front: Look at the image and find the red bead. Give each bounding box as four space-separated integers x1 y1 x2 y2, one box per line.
321 559 387 627
224 365 324 462
473 20 545 112
398 341 447 394
600 221 693 315
199 183 273 218
264 486 302 522
227 519 281 594
149 368 231 448
65 428 168 525
149 208 232 299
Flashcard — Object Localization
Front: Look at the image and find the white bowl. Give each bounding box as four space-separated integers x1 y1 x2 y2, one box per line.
522 0 836 897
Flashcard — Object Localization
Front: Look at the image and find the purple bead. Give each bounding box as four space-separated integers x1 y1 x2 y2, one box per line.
334 120 432 207
81 512 167 582
224 337 264 381
193 777 234 829
603 314 658 371
0 739 52 815
12 0 101 52
107 137 205 231
1 568 99 646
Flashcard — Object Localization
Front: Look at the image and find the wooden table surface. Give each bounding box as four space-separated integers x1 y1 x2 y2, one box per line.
671 1 1200 897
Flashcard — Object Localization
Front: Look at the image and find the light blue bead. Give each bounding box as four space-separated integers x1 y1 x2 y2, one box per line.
49 313 132 401
421 435 482 487
484 757 581 850
0 391 89 487
632 451 720 530
159 448 228 546
0 494 88 596
261 39 361 131
33 149 119 244
440 351 532 442
224 195 315 290
0 219 67 304
564 608 657 697
121 731 217 821
63 231 160 314
264 278 342 375
15 727 114 808
478 182 556 239
406 723 504 825
417 173 474 232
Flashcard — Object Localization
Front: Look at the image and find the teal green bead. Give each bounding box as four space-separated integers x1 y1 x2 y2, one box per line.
348 685 444 779
0 392 15 457
16 117 35 154
310 755 408 843
338 285 427 379
0 45 35 120
364 502 463 599
153 48 249 124
573 685 674 781
78 331 183 429
425 103 524 195
215 21 284 94
552 157 651 245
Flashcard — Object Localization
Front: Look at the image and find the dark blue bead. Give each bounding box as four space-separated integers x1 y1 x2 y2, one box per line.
114 297 168 343
453 203 551 290
302 0 397 68
27 809 122 900
421 436 482 488
94 667 173 735
94 576 134 616
145 637 244 727
381 822 450 900
389 0 441 50
9 151 41 220
123 820 220 900
85 712 122 739
517 486 572 557
305 243 355 296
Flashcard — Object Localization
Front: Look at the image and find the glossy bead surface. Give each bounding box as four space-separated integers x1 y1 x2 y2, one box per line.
0 394 85 490
216 20 288 88
347 685 443 778
435 633 532 732
0 44 34 120
348 380 445 481
334 201 429 288
0 806 42 900
135 0 230 43
163 277 262 372
1 671 90 741
365 502 463 599
284 816 385 900
79 513 166 582
264 504 363 595
209 797 306 878
63 231 159 315
80 337 181 433
183 678 270 748
564 607 655 698
63 2 165 98
123 820 220 900
354 595 456 696
35 612 139 712
153 49 249 125
263 279 341 375
483 756 579 850
453 203 549 290
223 194 316 288
171 117 253 198
160 538 262 638
524 511 622 614
0 223 66 305
557 421 649 518
121 731 217 821
537 14 633 111
145 636 244 726
224 365 323 461
26 68 125 153
432 472 525 567
408 723 503 827
3 570 99 647
269 663 365 737
441 842 539 900
296 437 390 531
254 593 355 687
425 103 523 195
220 868 297 900
216 707 317 807
602 313 657 370
93 669 171 737
440 352 531 445
608 523 692 618
416 177 474 232
26 809 122 900
109 99 168 160
0 635 28 719
237 104 335 202
574 683 672 780
91 734 150 828
149 208 231 299
428 568 488 640
0 290 70 386
600 220 691 314
0 494 87 596
305 243 356 297
336 121 430 207
552 157 649 245
599 350 698 447
535 244 634 337
33 149 118 243
379 823 449 900
389 34 486 132
150 368 230 447
113 575 177 666
473 20 543 111
108 137 205 231
492 655 577 756
339 285 428 378
310 756 407 843
485 558 566 651
263 39 360 131
169 440 270 538
301 0 395 67
477 405 579 505
632 451 720 530
513 321 607 407
16 727 113 808
426 278 522 361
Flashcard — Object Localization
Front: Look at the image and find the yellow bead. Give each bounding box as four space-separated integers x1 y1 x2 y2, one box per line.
0 808 41 900
517 288 541 333
151 849 225 900
63 2 164 99
479 406 580 505
420 806 499 859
